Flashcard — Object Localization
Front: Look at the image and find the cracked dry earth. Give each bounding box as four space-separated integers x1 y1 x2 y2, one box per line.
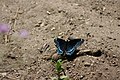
0 0 120 80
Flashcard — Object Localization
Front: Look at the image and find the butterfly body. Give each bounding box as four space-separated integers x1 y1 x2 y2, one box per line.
54 38 84 56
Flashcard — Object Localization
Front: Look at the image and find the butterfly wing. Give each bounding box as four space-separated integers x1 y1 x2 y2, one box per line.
66 39 84 56
54 38 66 55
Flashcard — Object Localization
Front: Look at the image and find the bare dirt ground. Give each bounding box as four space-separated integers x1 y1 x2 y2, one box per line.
0 0 120 80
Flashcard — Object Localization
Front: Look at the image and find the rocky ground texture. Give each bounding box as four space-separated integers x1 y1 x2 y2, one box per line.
0 0 120 80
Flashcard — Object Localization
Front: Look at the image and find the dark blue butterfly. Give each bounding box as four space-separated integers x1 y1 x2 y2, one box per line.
54 38 84 56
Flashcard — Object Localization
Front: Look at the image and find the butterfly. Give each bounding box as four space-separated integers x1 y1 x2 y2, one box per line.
54 38 84 56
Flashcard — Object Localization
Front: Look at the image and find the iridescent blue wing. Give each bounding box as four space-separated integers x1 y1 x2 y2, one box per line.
54 38 66 55
66 39 84 56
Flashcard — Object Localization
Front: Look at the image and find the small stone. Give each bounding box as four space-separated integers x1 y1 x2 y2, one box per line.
18 10 24 14
39 43 49 53
73 64 75 66
86 32 91 37
58 32 64 36
51 27 55 31
46 11 51 15
68 70 72 73
7 52 16 59
51 35 55 38
74 4 80 6
103 7 106 11
58 36 62 38
35 21 42 27
113 55 117 58
84 62 91 67
80 75 85 79
107 36 112 39
52 54 61 61
40 22 45 27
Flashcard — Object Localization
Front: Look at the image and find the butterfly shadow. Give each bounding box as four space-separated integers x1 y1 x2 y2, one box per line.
65 49 103 61
65 50 80 61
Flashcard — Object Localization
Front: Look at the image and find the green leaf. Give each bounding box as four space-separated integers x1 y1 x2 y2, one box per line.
55 59 63 72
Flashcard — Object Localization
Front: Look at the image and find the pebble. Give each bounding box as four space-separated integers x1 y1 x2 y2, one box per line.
52 54 61 61
80 75 85 79
112 55 117 58
58 36 62 38
46 11 51 15
40 22 45 27
58 32 64 36
84 62 91 67
51 27 55 31
7 52 17 59
39 43 49 53
18 10 24 14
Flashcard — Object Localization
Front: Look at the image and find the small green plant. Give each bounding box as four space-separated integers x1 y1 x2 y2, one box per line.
51 59 69 80
55 59 63 73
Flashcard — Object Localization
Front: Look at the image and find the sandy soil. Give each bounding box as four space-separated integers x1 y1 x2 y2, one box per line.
0 0 120 80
